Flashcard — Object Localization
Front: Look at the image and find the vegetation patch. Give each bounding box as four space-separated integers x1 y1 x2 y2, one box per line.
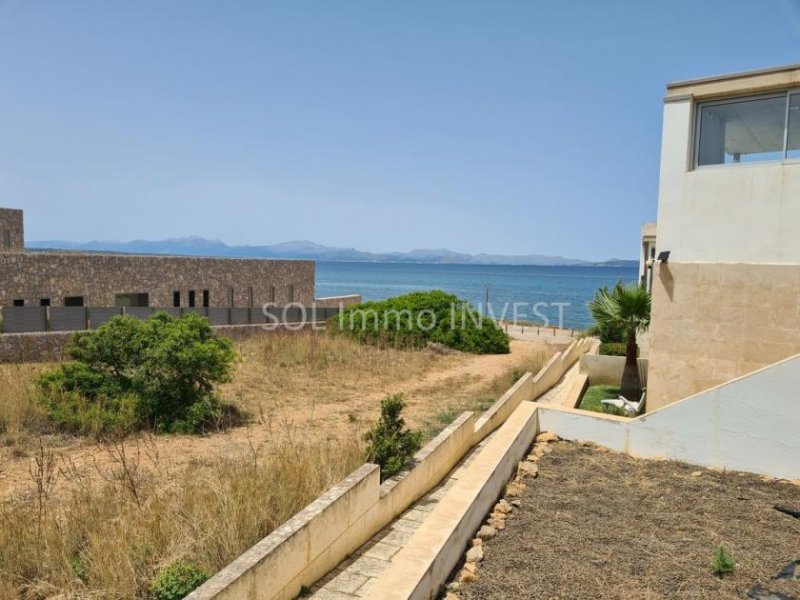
0 435 363 598
364 394 422 481
578 384 624 415
598 342 628 357
150 562 210 600
38 312 237 436
588 283 650 400
332 290 510 354
711 544 737 577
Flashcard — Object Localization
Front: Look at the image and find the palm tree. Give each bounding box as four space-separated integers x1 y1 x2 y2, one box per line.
588 282 651 401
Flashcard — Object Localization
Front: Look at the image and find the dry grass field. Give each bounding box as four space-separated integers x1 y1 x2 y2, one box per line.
0 330 555 598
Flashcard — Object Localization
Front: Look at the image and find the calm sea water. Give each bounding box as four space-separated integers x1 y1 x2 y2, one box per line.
316 262 638 330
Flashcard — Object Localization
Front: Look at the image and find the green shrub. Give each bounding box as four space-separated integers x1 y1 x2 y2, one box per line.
598 342 639 357
588 320 626 344
333 291 509 354
149 561 209 600
364 394 422 481
38 312 236 435
711 544 736 576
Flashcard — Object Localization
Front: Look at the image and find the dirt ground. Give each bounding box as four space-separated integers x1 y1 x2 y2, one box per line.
460 444 800 600
0 335 559 503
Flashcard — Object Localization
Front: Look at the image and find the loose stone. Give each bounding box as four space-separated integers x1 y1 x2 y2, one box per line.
466 545 484 563
536 431 560 443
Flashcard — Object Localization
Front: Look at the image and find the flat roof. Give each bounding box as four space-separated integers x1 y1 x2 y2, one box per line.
667 62 800 90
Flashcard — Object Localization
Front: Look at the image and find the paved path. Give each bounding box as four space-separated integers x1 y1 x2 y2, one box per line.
536 361 582 406
309 435 492 599
503 322 579 346
310 359 581 599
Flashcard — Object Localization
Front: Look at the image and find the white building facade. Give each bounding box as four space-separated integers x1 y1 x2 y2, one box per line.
647 64 800 409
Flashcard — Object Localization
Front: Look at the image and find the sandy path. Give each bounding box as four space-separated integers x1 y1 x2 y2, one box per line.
0 338 560 503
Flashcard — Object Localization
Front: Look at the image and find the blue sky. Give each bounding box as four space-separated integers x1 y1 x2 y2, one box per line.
1 1 799 260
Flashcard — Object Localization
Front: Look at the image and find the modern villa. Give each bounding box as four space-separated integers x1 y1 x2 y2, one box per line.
643 63 800 410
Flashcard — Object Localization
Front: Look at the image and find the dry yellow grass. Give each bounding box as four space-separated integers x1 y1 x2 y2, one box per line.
0 433 363 598
0 330 552 598
0 362 50 448
222 330 462 416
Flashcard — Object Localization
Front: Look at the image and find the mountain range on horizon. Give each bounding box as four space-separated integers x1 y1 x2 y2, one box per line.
27 236 638 268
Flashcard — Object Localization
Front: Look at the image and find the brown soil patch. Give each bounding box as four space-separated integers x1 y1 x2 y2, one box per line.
461 444 800 599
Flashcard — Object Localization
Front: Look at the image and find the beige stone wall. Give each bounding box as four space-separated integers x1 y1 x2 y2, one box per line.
0 209 24 253
647 261 800 409
0 252 314 308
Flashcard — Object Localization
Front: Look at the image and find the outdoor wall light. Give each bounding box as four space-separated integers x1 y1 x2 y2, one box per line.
657 250 671 263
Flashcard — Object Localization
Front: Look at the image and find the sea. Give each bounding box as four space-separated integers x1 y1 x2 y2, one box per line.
315 262 639 331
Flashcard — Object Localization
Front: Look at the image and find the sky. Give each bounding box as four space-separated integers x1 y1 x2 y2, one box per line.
1 1 799 261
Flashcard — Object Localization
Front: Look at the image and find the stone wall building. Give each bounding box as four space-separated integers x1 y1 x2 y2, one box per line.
0 208 314 309
646 63 800 410
0 208 24 253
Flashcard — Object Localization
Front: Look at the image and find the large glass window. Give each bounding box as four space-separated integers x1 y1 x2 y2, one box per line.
697 95 787 166
788 93 800 160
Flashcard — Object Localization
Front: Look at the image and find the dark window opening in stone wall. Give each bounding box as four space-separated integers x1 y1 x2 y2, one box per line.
188 290 196 308
202 290 209 308
115 293 149 308
13 299 24 307
248 286 253 308
270 285 275 303
289 285 295 302
64 296 84 307
40 298 51 307
173 291 181 307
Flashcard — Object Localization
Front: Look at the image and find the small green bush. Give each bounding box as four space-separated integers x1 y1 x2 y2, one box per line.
332 291 509 354
588 319 626 344
364 394 422 481
598 342 639 357
711 544 736 576
149 561 209 600
38 312 236 435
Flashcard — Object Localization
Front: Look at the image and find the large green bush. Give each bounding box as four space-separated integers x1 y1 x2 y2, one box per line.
38 312 236 435
333 291 510 354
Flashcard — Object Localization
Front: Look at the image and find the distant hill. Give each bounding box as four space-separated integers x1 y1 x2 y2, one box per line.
27 237 638 268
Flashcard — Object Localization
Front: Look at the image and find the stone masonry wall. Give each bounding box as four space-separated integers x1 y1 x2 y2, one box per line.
647 261 800 409
314 295 362 309
0 252 314 308
0 208 24 253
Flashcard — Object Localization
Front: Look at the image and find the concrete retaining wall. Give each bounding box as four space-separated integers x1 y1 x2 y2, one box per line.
368 403 540 600
473 337 594 439
539 352 800 480
186 464 381 600
187 338 593 599
187 413 480 600
579 354 649 386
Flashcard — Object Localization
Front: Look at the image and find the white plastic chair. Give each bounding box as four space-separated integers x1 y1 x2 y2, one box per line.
601 389 646 416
